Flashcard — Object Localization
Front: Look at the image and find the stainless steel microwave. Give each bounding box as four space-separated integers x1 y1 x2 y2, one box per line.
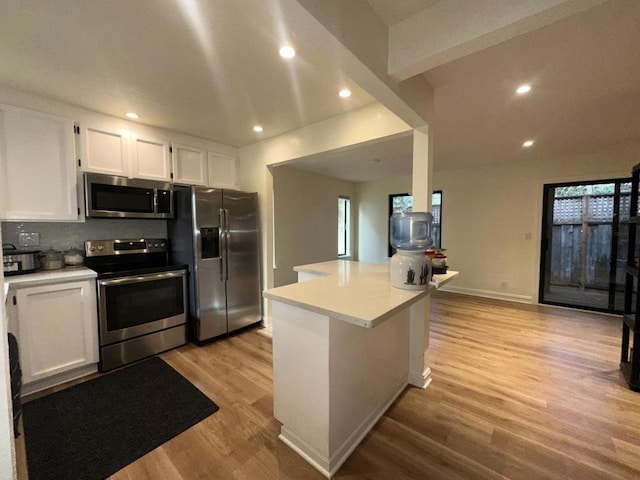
84 173 174 219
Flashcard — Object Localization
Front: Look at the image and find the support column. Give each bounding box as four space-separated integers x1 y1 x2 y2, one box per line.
408 125 434 388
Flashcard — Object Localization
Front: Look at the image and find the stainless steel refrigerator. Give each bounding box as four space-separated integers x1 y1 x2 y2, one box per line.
169 186 262 342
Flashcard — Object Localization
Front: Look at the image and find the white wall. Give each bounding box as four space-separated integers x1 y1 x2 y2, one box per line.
0 223 17 479
273 167 356 286
434 141 640 302
356 175 412 264
238 103 411 317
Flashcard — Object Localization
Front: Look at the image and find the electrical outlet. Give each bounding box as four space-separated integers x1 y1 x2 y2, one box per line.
18 232 40 247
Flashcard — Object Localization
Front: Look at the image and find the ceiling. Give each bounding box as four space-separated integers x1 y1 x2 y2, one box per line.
0 0 375 146
0 1 639 182
291 0 640 180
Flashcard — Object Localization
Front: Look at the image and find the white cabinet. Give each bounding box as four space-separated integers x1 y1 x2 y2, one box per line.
130 134 171 181
172 143 207 185
0 105 79 221
12 279 98 387
79 122 171 181
79 121 129 176
207 152 238 189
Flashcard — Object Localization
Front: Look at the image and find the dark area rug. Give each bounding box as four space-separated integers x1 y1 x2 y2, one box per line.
23 357 219 480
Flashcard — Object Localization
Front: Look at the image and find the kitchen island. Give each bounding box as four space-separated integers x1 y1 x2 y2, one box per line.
263 260 457 478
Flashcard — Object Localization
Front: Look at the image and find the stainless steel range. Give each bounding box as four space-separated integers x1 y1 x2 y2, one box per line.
84 238 187 371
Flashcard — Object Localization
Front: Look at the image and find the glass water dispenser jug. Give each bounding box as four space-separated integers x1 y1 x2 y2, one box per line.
389 211 433 290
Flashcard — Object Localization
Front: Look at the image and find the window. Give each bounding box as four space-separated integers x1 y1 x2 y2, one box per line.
388 191 442 256
338 196 350 257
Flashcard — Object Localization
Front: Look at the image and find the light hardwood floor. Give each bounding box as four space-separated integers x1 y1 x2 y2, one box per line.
18 292 640 479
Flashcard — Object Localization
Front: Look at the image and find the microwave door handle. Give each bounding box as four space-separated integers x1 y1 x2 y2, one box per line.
153 189 158 213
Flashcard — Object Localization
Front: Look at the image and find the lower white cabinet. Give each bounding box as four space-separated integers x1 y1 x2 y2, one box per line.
12 279 98 386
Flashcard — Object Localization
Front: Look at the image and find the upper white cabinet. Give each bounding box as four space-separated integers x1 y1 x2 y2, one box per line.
172 143 208 185
130 134 171 181
79 121 129 176
79 122 171 181
207 152 238 189
0 104 79 221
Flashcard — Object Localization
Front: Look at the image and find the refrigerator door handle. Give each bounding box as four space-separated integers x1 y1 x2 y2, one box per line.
224 208 230 281
220 208 227 281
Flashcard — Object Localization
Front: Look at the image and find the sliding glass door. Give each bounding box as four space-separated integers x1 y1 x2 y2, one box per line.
539 179 631 313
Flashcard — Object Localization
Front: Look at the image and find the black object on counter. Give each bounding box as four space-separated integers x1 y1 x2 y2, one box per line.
8 333 21 437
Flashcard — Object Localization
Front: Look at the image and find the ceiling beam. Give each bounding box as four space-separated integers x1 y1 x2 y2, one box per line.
285 0 434 127
388 0 611 81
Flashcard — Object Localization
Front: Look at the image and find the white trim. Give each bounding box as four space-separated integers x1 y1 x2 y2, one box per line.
438 286 622 318
21 364 97 397
279 380 407 479
408 366 432 389
439 285 533 304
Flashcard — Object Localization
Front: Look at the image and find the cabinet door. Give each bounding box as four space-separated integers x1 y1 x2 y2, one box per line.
172 143 207 185
130 134 171 181
16 280 98 384
0 105 78 221
207 152 238 189
79 121 129 176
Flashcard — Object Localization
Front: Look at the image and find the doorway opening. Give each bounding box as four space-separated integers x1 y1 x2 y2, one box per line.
539 179 631 313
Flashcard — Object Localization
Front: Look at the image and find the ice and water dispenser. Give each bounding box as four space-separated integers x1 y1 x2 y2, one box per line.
389 211 433 290
200 227 220 258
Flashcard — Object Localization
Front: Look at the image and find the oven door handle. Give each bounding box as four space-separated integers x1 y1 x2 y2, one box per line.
99 270 186 287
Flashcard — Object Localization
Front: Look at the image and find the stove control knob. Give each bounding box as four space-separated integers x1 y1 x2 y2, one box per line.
89 246 96 252
97 245 104 251
153 243 159 248
160 242 166 248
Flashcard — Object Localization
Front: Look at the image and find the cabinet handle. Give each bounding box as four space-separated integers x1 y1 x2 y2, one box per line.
12 296 16 306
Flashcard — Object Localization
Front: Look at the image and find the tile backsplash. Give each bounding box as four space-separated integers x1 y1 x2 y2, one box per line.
1 219 167 251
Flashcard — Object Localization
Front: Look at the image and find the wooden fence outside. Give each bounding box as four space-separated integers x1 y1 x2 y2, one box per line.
550 194 630 290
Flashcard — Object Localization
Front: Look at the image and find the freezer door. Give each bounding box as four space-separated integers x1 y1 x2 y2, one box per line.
224 190 261 332
194 187 228 340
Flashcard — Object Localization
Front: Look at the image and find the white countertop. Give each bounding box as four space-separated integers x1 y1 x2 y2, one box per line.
263 260 458 328
4 267 97 297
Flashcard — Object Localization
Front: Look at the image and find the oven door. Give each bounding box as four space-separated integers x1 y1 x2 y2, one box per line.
98 269 187 346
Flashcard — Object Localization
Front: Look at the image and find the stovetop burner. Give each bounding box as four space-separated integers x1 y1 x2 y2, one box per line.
84 238 186 278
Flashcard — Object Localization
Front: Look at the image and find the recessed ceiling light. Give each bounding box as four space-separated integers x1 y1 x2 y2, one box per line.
125 112 139 119
522 140 534 147
253 125 263 133
516 84 531 95
339 89 352 98
279 45 295 59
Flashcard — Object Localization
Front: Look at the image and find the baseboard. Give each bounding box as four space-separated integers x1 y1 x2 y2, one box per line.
279 429 331 478
408 366 432 389
279 380 408 479
21 363 98 397
327 380 407 477
439 285 533 304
